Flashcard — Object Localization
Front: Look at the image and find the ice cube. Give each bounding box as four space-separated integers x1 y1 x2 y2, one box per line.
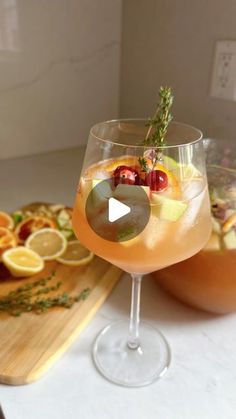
144 216 168 249
177 187 207 235
93 169 110 180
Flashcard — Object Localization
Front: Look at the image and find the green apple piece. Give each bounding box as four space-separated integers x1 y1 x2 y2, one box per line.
151 194 188 221
223 229 236 250
204 232 221 251
91 179 113 207
176 163 201 179
211 217 221 234
114 184 150 201
163 155 178 170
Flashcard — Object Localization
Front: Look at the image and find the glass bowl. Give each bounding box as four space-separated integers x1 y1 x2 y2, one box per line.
152 138 236 314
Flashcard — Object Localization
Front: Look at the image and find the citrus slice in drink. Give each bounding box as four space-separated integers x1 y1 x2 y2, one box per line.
57 240 94 266
0 227 17 260
84 156 140 178
15 216 56 243
25 228 67 261
2 246 44 277
0 211 14 229
154 163 180 191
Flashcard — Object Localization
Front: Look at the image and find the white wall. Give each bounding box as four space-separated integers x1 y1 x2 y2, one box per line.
0 0 122 159
121 0 236 141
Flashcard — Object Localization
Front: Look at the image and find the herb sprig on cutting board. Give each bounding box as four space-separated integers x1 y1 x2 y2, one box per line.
0 270 90 317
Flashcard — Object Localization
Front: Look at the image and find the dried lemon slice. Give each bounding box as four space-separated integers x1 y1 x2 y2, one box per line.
25 228 67 261
57 240 94 266
2 247 44 277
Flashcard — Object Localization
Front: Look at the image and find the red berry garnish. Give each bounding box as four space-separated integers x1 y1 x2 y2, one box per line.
145 170 168 191
113 165 140 186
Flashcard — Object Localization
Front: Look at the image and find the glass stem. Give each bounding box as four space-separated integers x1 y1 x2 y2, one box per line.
127 273 143 350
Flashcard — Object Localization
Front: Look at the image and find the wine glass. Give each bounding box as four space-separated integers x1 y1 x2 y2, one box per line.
72 119 212 387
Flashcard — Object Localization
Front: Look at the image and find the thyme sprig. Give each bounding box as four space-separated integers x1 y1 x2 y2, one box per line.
0 271 91 317
139 86 174 171
138 156 149 173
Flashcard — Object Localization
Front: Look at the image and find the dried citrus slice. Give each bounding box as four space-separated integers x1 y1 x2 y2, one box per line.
15 216 56 243
2 246 44 277
57 240 94 266
25 228 67 261
0 211 14 229
0 227 17 261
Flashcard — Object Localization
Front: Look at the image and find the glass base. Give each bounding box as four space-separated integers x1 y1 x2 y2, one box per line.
93 321 171 387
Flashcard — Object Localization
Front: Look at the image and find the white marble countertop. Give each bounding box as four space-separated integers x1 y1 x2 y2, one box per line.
1 148 236 419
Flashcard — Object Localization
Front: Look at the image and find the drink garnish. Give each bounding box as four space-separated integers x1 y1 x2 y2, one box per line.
145 170 168 192
144 86 174 148
138 86 174 174
113 165 140 186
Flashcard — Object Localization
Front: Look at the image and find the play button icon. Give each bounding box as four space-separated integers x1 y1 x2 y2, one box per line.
85 178 151 242
108 198 131 222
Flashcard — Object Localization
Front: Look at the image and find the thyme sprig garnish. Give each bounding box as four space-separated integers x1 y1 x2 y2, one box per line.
0 271 91 317
138 156 149 173
139 86 174 171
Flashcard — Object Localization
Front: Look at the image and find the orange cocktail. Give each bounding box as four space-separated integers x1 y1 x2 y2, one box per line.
72 118 211 387
73 156 211 274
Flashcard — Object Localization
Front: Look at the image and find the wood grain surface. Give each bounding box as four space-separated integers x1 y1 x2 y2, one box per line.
0 204 122 385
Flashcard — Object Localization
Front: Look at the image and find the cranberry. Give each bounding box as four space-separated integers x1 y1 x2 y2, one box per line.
145 170 168 191
113 165 140 186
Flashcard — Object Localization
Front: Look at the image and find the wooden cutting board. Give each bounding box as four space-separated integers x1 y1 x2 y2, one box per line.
0 206 122 386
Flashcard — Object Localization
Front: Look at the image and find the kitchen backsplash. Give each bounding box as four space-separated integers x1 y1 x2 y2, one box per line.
0 0 122 159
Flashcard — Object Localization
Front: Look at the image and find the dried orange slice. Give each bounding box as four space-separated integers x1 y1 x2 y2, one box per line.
0 227 17 260
15 216 56 244
57 240 94 266
2 247 44 277
25 228 67 261
0 211 14 230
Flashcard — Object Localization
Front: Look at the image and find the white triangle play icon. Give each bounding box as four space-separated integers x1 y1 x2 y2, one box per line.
108 197 131 223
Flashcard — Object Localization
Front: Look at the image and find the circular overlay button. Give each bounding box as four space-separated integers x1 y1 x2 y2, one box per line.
85 179 151 242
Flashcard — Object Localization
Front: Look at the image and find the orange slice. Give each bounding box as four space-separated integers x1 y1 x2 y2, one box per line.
0 211 14 230
15 216 56 244
2 247 44 277
0 227 17 261
154 162 179 188
84 156 139 178
84 155 180 199
57 240 94 266
25 228 67 261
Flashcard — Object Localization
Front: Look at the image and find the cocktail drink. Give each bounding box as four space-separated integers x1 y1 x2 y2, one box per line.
72 119 211 386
